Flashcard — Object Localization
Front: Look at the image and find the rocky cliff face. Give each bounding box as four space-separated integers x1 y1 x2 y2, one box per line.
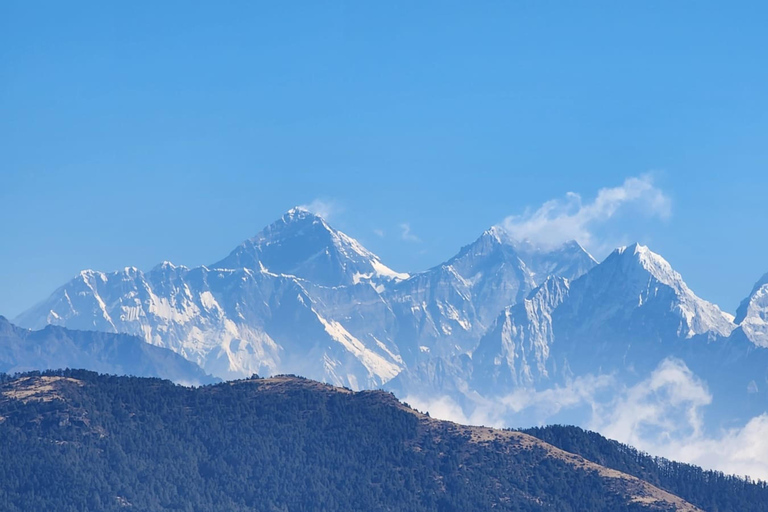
14 208 596 389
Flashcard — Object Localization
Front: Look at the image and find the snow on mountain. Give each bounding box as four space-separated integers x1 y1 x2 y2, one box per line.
556 243 735 346
396 242 768 431
471 276 570 393
387 245 768 434
491 230 598 284
18 205 758 425
734 272 768 347
14 210 409 388
14 209 600 390
383 228 596 363
212 207 408 287
463 242 741 404
0 316 217 386
16 264 279 379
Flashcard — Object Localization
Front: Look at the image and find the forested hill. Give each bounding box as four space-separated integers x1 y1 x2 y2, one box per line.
0 371 699 512
523 425 768 512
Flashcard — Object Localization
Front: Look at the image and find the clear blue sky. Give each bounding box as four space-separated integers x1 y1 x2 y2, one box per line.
1 1 767 318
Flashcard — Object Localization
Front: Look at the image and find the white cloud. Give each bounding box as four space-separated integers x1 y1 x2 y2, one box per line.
400 222 421 243
590 359 712 449
592 359 768 480
373 229 385 238
404 358 768 480
500 174 671 251
404 373 615 429
405 395 473 425
299 198 340 220
499 373 615 418
675 414 768 480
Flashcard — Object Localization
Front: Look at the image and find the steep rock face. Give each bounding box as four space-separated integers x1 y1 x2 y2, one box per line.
19 206 762 427
384 228 596 361
16 209 595 389
544 244 735 378
465 245 738 394
14 260 402 387
16 264 283 380
386 275 576 406
385 354 476 409
471 276 570 393
734 272 768 347
457 245 768 430
556 244 735 344
0 317 216 385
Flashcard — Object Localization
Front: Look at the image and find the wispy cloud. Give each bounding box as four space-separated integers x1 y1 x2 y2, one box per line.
403 373 615 429
400 222 421 243
405 358 768 480
500 174 671 252
299 198 340 220
405 395 475 425
499 374 615 418
591 359 768 480
373 229 385 238
591 358 711 446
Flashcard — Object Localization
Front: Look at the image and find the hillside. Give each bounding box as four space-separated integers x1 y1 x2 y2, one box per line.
523 425 768 512
0 371 700 512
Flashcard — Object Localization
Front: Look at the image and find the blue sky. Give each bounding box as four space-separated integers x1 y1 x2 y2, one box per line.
1 1 767 318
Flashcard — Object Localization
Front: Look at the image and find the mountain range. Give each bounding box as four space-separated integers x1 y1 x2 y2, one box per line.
0 316 217 386
11 207 768 431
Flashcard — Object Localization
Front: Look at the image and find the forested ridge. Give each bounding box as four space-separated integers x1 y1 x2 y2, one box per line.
0 370 714 512
523 425 768 512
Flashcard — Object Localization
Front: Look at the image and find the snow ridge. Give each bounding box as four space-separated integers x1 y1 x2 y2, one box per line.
13 208 747 402
735 272 768 346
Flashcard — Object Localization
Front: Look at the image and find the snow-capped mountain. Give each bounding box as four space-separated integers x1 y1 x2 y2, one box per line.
14 209 596 390
0 316 217 385
734 272 768 347
470 276 570 393
467 244 738 387
383 228 596 363
14 210 407 387
14 207 765 416
557 243 735 342
10 207 768 439
212 207 408 287
397 245 768 439
393 243 748 411
546 243 735 376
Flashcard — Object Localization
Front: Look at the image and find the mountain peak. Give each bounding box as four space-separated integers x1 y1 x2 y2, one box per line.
211 210 406 286
486 224 595 258
265 207 334 240
284 205 327 223
734 271 768 346
613 243 675 280
559 239 592 253
483 225 509 244
580 243 735 338
617 241 647 254
608 243 698 301
736 271 768 320
616 242 658 261
150 260 188 273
